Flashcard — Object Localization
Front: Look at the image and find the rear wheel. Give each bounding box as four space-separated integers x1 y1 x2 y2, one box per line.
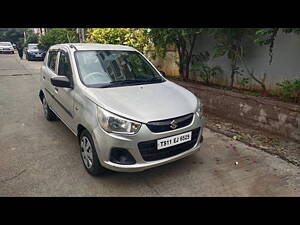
79 130 106 176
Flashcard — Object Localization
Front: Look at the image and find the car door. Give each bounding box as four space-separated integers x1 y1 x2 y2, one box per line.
41 49 60 113
55 48 76 133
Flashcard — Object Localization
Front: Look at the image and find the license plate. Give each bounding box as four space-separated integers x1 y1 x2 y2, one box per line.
157 131 192 150
36 54 42 57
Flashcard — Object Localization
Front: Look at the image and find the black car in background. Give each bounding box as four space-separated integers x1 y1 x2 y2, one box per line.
25 43 46 61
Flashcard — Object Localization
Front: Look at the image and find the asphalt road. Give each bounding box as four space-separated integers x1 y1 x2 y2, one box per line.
0 53 300 196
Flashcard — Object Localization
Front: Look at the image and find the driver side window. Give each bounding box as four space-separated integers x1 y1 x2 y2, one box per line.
47 51 58 72
58 50 73 80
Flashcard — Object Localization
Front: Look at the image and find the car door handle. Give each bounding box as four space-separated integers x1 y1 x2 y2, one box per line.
54 87 58 93
42 75 46 80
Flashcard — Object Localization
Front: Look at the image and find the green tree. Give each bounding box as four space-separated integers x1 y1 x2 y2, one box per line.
147 28 203 80
211 28 255 88
191 51 223 85
254 28 279 65
86 28 150 53
255 28 300 65
24 29 39 47
0 28 25 44
40 28 79 49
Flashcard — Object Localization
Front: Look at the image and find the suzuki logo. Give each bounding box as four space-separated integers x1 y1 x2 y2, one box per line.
170 120 178 129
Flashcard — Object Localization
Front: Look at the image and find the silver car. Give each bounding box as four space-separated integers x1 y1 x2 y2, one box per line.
39 43 205 175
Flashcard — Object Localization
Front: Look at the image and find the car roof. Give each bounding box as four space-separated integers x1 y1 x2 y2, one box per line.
50 43 137 51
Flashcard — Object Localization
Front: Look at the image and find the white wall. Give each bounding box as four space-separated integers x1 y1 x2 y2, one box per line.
150 30 300 91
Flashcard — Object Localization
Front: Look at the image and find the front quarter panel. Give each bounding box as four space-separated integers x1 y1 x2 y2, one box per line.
74 90 98 136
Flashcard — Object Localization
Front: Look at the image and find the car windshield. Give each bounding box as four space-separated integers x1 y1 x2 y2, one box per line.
75 50 165 88
28 44 38 50
0 42 12 46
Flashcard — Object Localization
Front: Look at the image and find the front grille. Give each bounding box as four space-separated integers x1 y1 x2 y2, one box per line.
146 113 194 133
138 127 200 162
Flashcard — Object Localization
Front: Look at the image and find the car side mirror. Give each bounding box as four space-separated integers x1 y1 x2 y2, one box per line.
51 76 73 88
159 70 166 77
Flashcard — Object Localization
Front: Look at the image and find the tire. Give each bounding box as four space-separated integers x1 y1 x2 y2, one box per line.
42 96 57 121
79 129 106 176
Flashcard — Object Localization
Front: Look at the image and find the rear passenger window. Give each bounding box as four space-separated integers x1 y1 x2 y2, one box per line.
47 51 58 72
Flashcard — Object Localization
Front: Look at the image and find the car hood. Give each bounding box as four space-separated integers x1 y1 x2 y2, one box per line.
84 80 197 123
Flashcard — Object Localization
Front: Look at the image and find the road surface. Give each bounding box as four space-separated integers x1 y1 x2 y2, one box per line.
0 53 300 196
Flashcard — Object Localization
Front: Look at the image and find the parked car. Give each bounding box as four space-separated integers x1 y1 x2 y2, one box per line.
0 42 14 54
25 43 46 61
39 43 205 175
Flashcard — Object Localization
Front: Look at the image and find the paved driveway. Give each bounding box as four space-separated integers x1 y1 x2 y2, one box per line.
0 53 300 196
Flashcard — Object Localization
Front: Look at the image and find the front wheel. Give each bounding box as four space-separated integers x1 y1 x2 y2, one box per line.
80 130 106 176
42 96 56 121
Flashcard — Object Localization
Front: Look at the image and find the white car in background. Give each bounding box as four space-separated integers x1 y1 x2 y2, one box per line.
0 42 14 54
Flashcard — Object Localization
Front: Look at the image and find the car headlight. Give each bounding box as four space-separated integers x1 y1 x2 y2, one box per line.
97 107 141 134
196 97 203 118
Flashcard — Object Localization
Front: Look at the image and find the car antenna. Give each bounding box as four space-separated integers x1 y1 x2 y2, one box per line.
69 44 78 51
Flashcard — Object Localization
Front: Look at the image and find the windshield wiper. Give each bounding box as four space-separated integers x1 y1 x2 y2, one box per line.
91 77 165 88
146 77 165 82
91 80 138 88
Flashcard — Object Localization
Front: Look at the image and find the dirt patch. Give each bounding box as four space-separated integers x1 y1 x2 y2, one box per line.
205 112 300 167
171 78 300 143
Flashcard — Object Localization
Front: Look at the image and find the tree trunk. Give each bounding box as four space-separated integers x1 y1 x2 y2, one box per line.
81 28 85 42
241 57 268 95
185 65 189 80
185 33 197 80
176 40 186 80
77 28 85 43
23 31 26 43
230 66 235 88
295 91 300 103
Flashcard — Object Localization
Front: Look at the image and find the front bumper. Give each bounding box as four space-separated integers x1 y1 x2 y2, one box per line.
27 53 45 59
91 114 205 172
0 49 14 53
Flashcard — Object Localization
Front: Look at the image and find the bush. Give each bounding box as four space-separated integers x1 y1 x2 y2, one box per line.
24 32 39 46
276 79 300 103
191 51 223 85
86 28 150 53
40 28 79 50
